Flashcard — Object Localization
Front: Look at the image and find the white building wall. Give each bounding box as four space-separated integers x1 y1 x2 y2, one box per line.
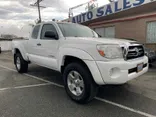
0 41 12 51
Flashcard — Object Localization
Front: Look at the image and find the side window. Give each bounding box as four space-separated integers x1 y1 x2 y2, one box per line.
40 24 58 40
31 25 40 39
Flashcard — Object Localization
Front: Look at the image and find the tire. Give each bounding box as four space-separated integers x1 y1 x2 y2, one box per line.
14 53 28 73
63 62 98 104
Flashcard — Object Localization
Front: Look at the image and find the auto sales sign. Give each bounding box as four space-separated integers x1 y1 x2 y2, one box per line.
71 0 156 23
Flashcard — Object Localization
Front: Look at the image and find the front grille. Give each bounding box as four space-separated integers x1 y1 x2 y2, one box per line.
126 45 144 60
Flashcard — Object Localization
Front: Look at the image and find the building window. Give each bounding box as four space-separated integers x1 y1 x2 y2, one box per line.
94 26 115 38
94 27 104 37
147 22 156 43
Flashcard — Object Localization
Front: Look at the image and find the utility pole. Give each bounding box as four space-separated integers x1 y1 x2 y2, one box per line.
37 0 41 23
30 0 46 23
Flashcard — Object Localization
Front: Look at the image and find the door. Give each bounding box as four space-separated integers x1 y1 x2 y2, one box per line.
104 26 115 38
94 26 115 38
37 23 60 70
27 24 41 62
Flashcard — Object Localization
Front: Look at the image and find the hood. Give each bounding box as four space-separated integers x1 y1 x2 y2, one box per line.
65 37 136 45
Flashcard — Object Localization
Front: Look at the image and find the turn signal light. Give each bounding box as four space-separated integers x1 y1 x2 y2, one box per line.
98 50 105 57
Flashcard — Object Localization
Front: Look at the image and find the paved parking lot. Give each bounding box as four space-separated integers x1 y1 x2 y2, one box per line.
0 52 156 117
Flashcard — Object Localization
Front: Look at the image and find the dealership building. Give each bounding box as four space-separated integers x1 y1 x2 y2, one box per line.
69 0 156 50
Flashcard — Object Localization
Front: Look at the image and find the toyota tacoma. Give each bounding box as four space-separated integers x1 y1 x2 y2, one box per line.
12 21 148 103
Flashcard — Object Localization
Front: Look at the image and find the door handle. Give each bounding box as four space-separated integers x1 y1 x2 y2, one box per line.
37 43 41 46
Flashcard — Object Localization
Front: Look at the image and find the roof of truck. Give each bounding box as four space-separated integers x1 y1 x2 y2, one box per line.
39 21 74 24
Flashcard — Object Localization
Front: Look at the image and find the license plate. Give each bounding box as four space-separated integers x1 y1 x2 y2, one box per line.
137 63 143 72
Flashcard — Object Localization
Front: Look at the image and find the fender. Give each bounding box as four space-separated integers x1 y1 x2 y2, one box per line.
12 41 28 61
58 47 94 71
58 47 105 85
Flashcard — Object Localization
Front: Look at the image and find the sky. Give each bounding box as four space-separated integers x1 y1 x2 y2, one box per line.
0 0 110 37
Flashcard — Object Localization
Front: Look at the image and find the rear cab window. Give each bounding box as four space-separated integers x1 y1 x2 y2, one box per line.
31 25 40 39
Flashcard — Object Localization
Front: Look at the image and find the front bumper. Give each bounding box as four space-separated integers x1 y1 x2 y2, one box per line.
96 56 148 84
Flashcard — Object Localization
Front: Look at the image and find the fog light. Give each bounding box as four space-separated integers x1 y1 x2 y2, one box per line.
109 67 121 79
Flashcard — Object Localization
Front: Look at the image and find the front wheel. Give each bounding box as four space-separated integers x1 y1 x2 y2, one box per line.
63 62 98 104
15 53 28 73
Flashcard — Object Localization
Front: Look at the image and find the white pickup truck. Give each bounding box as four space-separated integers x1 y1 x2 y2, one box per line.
12 21 148 103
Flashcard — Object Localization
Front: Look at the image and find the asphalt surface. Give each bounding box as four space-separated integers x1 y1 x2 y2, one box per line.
0 52 156 117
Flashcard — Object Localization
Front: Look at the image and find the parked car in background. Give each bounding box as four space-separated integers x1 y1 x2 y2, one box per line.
145 48 156 65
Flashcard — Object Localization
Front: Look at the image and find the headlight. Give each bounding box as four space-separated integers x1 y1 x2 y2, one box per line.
97 44 123 59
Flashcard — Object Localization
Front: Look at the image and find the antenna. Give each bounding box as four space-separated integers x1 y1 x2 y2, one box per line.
30 0 46 23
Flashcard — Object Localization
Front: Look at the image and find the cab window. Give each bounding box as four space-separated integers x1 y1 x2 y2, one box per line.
40 24 58 40
31 25 40 39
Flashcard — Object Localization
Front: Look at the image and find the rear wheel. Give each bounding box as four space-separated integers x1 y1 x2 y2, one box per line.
63 62 98 104
15 53 28 73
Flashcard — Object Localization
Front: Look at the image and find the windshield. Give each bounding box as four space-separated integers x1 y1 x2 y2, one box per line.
58 23 98 38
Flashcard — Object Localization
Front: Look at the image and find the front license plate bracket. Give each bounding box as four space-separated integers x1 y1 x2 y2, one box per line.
137 63 143 72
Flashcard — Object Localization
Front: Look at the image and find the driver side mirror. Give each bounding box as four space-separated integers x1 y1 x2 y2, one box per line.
44 31 58 39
